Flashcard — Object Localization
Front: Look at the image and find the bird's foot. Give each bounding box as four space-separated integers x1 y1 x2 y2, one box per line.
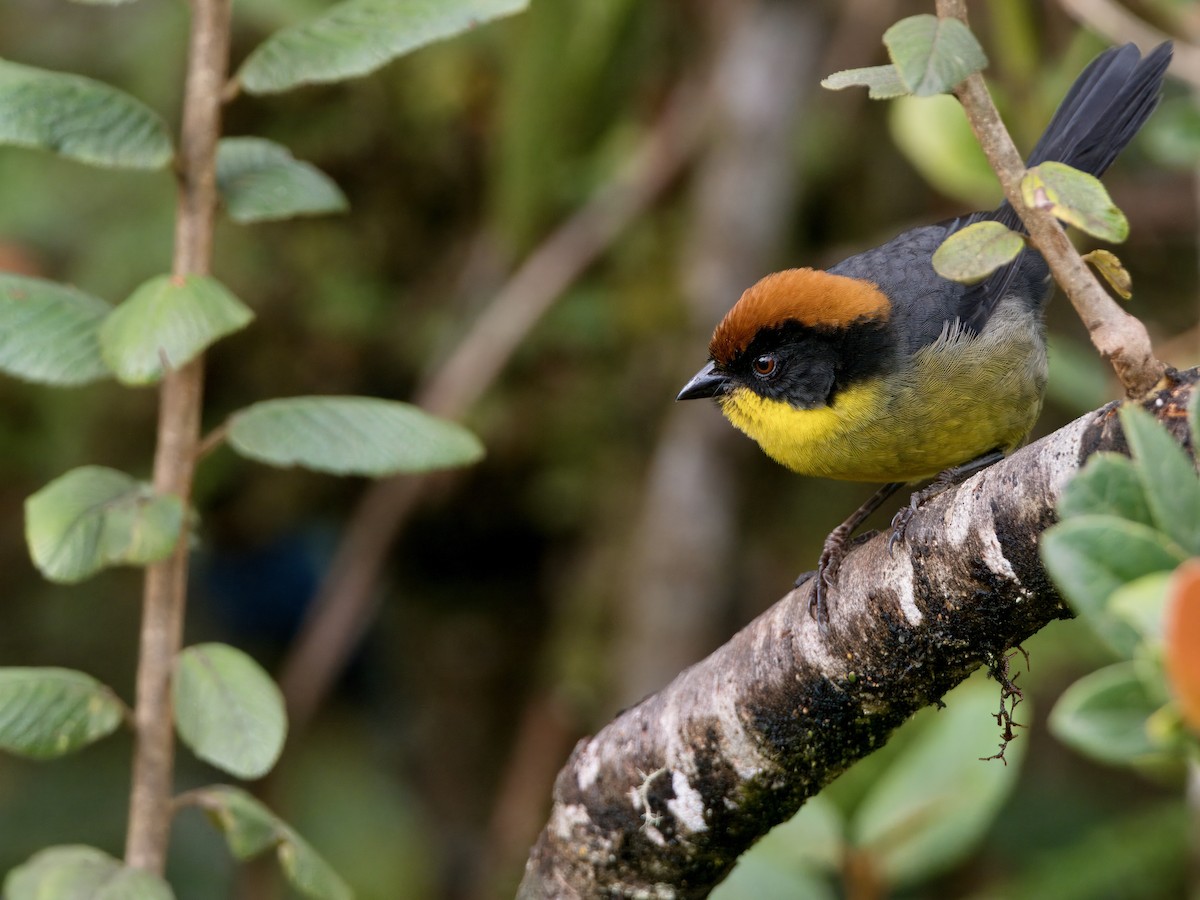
804 526 852 632
888 502 917 555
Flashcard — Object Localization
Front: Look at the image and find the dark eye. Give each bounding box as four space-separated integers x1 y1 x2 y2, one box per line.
752 354 778 378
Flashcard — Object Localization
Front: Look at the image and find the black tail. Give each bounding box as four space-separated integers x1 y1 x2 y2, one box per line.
1026 42 1173 176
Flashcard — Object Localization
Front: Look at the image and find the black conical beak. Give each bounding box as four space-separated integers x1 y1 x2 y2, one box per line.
677 361 731 401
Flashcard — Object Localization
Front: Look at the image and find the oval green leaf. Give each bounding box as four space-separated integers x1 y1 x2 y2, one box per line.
217 137 348 224
25 466 185 583
237 0 528 95
99 274 254 385
1021 161 1129 242
883 14 987 97
227 396 485 476
1108 572 1171 644
174 643 287 780
279 830 355 900
185 785 353 900
932 220 1024 283
1049 662 1166 766
1058 451 1153 526
189 784 281 859
889 94 997 208
1119 404 1200 556
820 65 908 100
850 676 1025 887
0 668 126 759
0 59 172 169
4 845 174 900
0 273 111 386
1040 515 1187 656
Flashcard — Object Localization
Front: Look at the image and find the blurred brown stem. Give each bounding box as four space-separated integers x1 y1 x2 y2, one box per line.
937 0 1166 397
1057 0 1200 90
125 0 230 873
276 78 708 733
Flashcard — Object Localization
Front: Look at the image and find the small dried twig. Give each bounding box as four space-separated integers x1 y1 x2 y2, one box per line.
979 645 1029 764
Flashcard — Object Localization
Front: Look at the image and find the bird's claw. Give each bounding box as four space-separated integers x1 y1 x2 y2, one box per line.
888 505 915 555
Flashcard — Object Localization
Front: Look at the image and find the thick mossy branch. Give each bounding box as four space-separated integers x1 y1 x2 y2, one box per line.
518 371 1198 899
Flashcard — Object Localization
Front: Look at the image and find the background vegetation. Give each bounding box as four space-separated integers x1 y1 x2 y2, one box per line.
0 0 1197 897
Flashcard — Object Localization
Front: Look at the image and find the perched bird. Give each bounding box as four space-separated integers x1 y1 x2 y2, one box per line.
677 42 1172 628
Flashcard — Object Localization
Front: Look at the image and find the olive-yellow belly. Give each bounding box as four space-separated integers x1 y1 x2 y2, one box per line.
717 302 1048 483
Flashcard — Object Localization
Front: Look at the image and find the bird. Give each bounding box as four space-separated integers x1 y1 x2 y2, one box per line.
677 41 1173 629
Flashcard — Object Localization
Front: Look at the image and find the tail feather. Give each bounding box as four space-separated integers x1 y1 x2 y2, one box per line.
1026 42 1173 176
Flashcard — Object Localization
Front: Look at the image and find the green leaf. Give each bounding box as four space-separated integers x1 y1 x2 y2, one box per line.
188 785 353 900
1041 515 1187 657
1109 572 1171 644
237 0 528 95
191 784 281 858
712 795 842 900
0 273 111 386
25 466 184 583
0 668 125 759
4 845 174 899
888 94 998 208
850 676 1025 887
820 65 909 100
227 396 485 477
217 137 348 224
174 643 287 780
1082 249 1132 300
1058 452 1153 527
883 14 987 97
931 220 1024 283
1049 662 1166 766
1119 404 1200 555
0 59 172 169
1021 161 1129 242
279 831 356 900
99 274 254 385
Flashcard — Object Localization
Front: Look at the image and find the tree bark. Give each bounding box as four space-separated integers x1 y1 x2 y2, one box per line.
518 369 1197 899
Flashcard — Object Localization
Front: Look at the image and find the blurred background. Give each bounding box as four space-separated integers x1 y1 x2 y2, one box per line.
1 0 1199 897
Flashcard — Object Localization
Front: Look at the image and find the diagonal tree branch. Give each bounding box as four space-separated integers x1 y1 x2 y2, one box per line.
517 370 1197 899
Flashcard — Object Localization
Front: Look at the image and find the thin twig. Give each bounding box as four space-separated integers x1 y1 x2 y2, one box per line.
275 78 709 733
124 0 231 873
937 0 1166 397
195 420 229 462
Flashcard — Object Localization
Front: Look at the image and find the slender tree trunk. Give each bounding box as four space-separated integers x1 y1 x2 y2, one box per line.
125 0 231 871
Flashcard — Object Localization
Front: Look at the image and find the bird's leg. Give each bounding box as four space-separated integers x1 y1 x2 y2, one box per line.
888 449 1006 554
803 481 904 629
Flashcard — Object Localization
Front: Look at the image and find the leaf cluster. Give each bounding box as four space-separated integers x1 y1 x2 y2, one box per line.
1041 397 1200 771
0 0 527 894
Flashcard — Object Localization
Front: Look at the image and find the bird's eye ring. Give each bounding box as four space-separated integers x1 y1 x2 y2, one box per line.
752 354 778 378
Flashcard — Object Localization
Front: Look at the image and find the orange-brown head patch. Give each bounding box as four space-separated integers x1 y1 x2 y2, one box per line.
709 268 891 364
